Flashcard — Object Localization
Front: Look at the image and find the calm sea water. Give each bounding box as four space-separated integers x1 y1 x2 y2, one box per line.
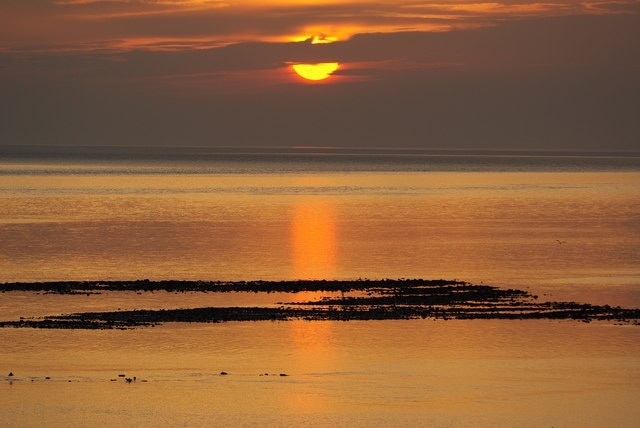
1 147 639 426
1 147 639 303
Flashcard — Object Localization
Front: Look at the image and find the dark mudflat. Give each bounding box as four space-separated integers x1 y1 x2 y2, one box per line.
1 279 638 329
0 278 461 294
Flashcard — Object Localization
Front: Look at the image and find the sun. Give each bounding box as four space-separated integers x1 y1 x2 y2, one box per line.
292 62 339 81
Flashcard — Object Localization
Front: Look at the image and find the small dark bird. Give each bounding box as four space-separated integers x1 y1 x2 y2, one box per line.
8 372 13 377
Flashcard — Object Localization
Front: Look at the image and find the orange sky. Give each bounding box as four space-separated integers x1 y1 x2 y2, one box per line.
1 0 639 151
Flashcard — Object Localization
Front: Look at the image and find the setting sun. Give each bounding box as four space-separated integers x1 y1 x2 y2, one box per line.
292 62 339 81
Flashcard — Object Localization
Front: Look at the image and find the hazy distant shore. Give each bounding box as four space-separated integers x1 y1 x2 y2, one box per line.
1 279 639 329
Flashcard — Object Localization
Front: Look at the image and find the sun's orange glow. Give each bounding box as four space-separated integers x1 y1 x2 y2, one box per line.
292 63 340 81
289 34 338 44
291 201 337 278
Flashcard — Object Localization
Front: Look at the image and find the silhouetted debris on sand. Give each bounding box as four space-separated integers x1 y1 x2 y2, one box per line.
1 279 638 329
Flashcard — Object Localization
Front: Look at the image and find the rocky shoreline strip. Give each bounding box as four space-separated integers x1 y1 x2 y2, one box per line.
1 279 638 329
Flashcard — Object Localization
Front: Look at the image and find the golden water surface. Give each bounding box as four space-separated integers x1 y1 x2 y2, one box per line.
1 167 639 426
1 170 638 302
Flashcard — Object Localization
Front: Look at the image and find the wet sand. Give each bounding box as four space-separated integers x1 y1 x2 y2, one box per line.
1 279 638 329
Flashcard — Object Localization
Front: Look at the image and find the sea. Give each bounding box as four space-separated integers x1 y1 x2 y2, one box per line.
1 146 639 426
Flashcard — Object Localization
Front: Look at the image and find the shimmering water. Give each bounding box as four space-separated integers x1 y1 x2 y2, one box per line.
1 148 639 303
1 147 639 426
2 320 639 427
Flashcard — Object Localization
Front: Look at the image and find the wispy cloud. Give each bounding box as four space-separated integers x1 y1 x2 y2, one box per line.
2 0 637 54
52 0 226 5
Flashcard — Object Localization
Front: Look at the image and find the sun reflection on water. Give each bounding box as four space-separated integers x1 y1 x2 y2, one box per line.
287 199 340 414
291 200 337 279
288 194 338 358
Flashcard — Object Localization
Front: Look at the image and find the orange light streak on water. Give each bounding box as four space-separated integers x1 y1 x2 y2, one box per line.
289 199 340 412
291 200 337 279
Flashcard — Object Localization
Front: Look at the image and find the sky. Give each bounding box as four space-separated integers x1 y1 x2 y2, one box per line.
1 0 639 152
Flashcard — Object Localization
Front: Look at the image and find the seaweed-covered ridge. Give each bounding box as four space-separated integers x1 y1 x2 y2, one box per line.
1 279 638 329
0 278 462 294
